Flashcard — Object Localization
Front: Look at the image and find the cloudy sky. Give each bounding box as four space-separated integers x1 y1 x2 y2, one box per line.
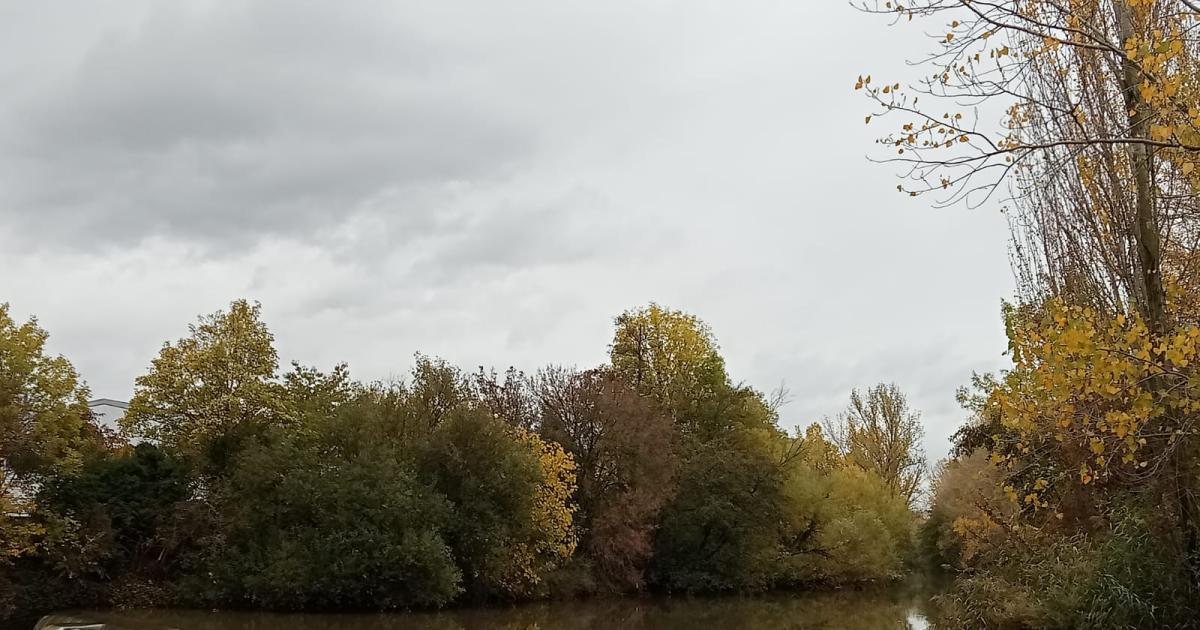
0 1 1015 463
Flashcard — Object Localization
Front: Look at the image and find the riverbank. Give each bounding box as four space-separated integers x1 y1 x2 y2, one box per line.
36 586 937 630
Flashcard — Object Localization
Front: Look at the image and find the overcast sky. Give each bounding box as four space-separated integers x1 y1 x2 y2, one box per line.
0 1 1015 463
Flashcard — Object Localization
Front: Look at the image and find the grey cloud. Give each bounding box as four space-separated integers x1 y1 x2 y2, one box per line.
410 187 651 283
0 1 1019 466
0 1 534 250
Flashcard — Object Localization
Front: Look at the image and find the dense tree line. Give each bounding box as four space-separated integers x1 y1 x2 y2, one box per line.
863 0 1200 627
0 301 921 620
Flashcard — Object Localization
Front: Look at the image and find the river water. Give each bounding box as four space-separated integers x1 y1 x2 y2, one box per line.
37 589 935 630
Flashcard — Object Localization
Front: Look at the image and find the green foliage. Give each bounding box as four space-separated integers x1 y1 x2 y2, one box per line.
37 443 190 581
407 354 473 429
201 415 462 610
651 426 787 592
815 466 914 581
609 305 919 594
609 303 729 433
122 300 286 469
824 383 926 507
2 299 924 621
934 512 1197 630
926 303 1200 627
652 419 913 592
1080 510 1196 629
420 408 576 599
776 428 914 586
0 303 103 620
282 361 356 419
0 302 98 478
915 507 959 573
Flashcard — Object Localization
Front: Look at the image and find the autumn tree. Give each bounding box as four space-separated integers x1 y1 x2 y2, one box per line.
983 301 1200 515
609 305 797 590
0 304 105 617
860 0 1200 334
122 300 286 469
823 383 927 507
609 304 729 432
535 367 675 590
919 450 1010 570
0 303 98 480
474 366 539 431
420 408 576 599
282 361 356 419
406 354 473 431
861 0 1200 612
0 300 930 616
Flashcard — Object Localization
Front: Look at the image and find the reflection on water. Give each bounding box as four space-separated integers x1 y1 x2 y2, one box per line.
41 589 935 630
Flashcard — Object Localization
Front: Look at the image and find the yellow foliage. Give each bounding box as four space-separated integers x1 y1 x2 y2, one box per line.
0 303 96 478
860 0 1200 200
123 300 286 462
499 429 578 594
988 299 1200 505
0 471 42 562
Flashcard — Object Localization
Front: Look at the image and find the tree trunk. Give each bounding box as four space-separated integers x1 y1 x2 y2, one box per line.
1112 0 1167 334
1112 0 1198 586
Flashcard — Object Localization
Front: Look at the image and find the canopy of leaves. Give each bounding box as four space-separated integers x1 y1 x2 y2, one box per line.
0 303 97 479
37 444 191 582
122 300 285 469
824 383 927 507
1 300 923 619
536 367 675 591
421 407 576 599
205 417 462 610
610 304 730 433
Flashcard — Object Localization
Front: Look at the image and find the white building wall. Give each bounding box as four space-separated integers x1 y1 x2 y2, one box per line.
88 399 128 433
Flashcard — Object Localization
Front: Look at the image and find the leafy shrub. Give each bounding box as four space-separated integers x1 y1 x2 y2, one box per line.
200 422 463 610
933 511 1196 630
421 408 576 599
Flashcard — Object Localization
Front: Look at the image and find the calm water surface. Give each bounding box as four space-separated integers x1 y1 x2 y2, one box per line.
40 590 935 630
